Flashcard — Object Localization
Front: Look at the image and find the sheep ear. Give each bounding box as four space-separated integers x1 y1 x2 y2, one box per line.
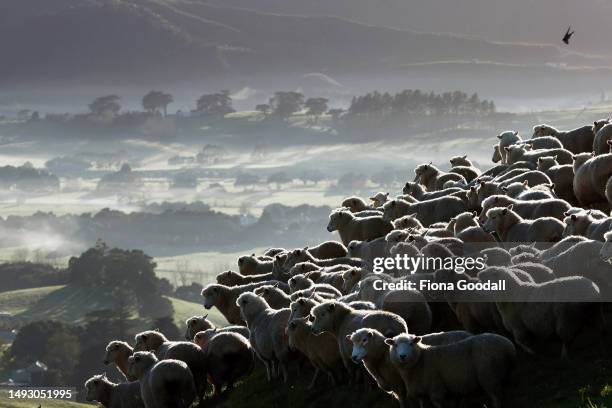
462 155 467 159
571 214 577 221
327 303 336 312
502 208 508 215
503 147 510 151
414 336 422 343
472 211 477 217
523 180 529 186
513 131 518 136
384 338 395 346
501 187 508 192
203 314 208 319
345 334 352 342
367 331 373 338
507 204 513 210
496 135 502 139
390 201 396 207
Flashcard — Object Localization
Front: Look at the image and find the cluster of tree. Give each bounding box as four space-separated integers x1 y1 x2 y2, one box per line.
0 262 69 292
67 241 173 319
255 91 330 120
0 163 59 192
96 163 144 192
347 89 495 118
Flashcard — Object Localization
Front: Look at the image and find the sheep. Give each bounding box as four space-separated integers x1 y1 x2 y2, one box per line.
342 196 378 213
357 275 432 334
537 156 577 204
381 197 467 227
600 230 612 262
347 237 388 269
520 135 563 150
414 163 467 191
264 247 286 257
481 247 510 266
193 330 255 395
386 332 516 408
491 144 502 163
238 255 274 275
290 288 337 302
539 235 588 262
310 301 407 383
254 284 291 309
478 267 601 356
562 210 612 241
306 240 349 259
288 275 342 297
216 270 274 286
402 182 461 201
327 209 393 245
502 181 556 201
593 122 612 155
235 292 292 382
449 155 474 167
302 269 346 292
370 191 390 207
84 374 144 408
287 317 343 388
496 130 522 163
449 166 479 183
532 123 598 154
133 331 207 401
201 281 287 325
348 328 407 407
127 351 196 408
482 205 564 244
496 170 553 191
452 211 479 234
573 152 612 209
480 195 570 221
283 247 362 271
511 262 556 283
505 144 573 165
104 341 137 382
391 214 425 230
544 239 612 297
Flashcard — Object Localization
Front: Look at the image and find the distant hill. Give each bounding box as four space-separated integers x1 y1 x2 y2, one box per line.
0 0 606 83
203 0 612 56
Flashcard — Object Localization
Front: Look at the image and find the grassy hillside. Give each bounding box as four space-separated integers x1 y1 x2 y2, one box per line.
0 285 225 330
0 398 91 408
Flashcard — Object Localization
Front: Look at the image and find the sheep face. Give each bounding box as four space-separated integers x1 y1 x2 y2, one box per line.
341 196 367 213
289 275 310 292
342 268 360 292
84 374 109 403
127 351 157 380
537 156 558 171
572 152 593 173
185 315 212 340
450 155 470 167
385 229 408 244
348 329 374 362
532 124 555 138
402 182 419 196
289 298 314 321
284 248 308 269
504 145 526 164
327 211 350 232
236 292 266 322
593 119 610 135
369 192 389 207
562 213 591 237
193 329 216 349
413 163 437 183
216 270 239 286
392 215 422 230
104 341 131 365
286 319 310 351
133 330 165 352
347 240 361 257
385 334 422 364
310 302 338 335
482 207 511 234
600 232 612 263
201 284 223 309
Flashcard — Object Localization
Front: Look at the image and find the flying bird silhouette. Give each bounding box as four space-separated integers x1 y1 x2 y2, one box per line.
562 26 574 44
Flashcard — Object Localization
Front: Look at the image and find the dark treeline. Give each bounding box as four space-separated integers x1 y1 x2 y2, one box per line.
0 203 333 256
347 89 495 118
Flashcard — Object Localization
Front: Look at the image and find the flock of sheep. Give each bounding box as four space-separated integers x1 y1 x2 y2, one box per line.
84 120 612 408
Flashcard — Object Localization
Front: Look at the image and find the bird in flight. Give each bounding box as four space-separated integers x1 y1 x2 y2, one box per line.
562 26 574 44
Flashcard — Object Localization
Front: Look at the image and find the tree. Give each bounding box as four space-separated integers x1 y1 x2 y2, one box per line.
255 104 270 116
269 91 304 120
194 90 235 116
89 95 121 117
142 90 173 116
267 171 292 190
304 97 328 123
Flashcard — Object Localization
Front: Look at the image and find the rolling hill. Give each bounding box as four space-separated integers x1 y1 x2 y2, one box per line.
0 0 606 83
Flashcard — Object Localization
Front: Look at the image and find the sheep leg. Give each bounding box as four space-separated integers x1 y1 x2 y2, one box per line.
308 368 320 389
263 360 272 381
279 361 289 383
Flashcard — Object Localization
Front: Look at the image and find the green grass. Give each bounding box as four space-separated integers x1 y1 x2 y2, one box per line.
166 295 227 328
0 395 92 407
0 285 65 315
